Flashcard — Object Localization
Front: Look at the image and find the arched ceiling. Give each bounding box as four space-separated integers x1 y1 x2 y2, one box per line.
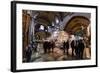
35 12 73 26
35 12 59 26
64 16 90 35
34 11 73 40
23 10 90 39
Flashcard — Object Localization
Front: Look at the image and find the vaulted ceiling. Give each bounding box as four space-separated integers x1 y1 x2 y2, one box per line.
35 11 72 27
64 16 90 35
22 10 90 40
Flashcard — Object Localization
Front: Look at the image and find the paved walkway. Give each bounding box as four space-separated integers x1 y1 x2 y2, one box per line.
29 47 90 62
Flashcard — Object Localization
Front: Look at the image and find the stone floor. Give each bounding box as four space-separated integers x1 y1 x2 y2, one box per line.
27 47 91 62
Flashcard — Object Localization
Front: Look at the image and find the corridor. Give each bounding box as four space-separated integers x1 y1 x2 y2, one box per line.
22 10 91 63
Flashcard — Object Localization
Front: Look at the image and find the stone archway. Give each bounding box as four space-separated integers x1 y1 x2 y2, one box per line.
64 16 90 35
64 16 91 58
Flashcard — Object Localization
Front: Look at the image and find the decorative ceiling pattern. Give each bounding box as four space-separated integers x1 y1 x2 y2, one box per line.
64 16 90 35
22 10 91 41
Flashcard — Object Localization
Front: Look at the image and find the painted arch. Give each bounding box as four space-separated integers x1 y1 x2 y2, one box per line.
64 16 90 35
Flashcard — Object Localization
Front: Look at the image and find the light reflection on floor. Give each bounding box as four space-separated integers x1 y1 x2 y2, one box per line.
27 47 91 62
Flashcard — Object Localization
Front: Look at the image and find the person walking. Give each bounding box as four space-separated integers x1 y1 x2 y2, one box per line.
71 40 75 57
78 40 85 59
26 45 32 62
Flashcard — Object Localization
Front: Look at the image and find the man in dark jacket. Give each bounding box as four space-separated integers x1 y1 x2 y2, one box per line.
47 41 51 53
51 40 55 53
63 41 69 55
66 41 69 55
43 41 48 53
75 40 80 59
78 40 85 59
71 40 75 57
26 45 32 62
63 41 66 54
